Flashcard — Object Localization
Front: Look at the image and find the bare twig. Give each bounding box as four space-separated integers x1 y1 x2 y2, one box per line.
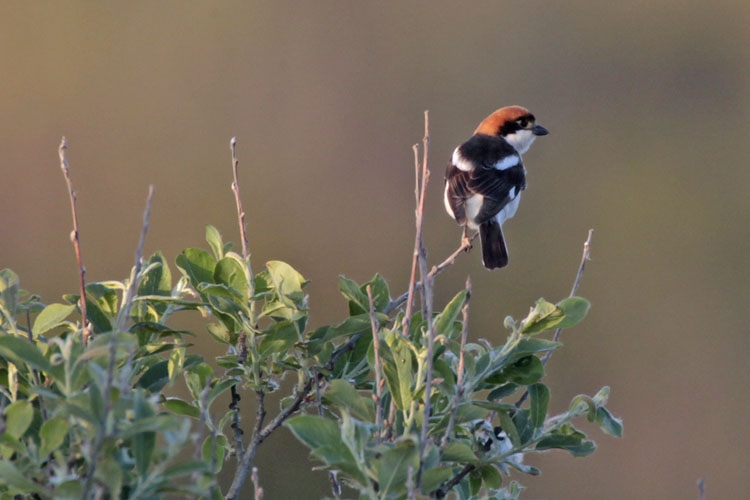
697 477 705 500
414 111 436 487
251 467 264 500
117 185 156 332
226 336 365 500
402 147 427 335
434 464 475 499
228 137 259 465
386 233 477 316
81 185 157 499
367 285 385 443
441 277 471 449
58 137 91 345
230 137 251 263
515 229 594 409
225 375 315 499
429 232 478 277
544 227 593 361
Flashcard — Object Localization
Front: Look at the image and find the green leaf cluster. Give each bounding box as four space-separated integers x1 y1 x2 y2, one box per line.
0 225 621 500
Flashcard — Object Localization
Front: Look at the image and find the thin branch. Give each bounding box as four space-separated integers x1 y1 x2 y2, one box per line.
402 145 424 336
403 111 431 334
225 376 315 499
545 227 593 358
433 464 475 499
386 233 477 316
228 138 258 465
415 111 436 487
515 229 594 409
440 277 471 450
251 467 264 500
58 137 91 345
82 185 157 499
227 332 365 500
230 137 251 263
367 285 385 443
117 185 156 332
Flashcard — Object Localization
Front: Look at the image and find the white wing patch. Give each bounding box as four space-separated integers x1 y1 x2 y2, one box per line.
464 194 483 229
451 147 473 172
492 154 521 171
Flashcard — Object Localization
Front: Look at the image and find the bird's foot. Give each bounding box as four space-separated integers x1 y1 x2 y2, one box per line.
461 229 474 252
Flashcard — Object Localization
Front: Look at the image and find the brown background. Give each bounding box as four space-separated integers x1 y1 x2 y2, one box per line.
1 2 748 499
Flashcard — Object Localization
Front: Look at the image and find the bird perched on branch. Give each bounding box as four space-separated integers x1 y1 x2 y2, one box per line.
444 106 548 269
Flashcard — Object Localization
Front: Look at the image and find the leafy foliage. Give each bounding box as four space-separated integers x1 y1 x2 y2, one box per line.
0 223 621 499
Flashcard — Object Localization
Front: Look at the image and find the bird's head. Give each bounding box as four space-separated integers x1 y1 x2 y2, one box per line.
474 105 549 154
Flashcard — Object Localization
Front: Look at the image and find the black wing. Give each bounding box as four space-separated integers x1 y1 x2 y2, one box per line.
444 163 472 224
447 134 527 225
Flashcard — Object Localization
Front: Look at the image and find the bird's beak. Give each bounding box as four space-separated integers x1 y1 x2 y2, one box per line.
532 124 549 136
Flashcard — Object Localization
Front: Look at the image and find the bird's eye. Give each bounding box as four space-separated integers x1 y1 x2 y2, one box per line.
517 118 529 128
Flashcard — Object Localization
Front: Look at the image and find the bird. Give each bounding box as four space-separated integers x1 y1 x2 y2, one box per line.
443 106 548 269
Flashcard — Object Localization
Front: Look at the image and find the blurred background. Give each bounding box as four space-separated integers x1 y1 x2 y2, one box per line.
1 2 748 498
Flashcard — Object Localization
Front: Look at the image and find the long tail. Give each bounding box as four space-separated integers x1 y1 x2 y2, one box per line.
479 221 509 269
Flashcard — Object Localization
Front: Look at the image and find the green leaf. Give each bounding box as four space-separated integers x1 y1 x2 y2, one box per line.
381 330 413 410
0 268 20 320
323 379 373 421
93 457 122 500
519 298 565 334
338 276 369 315
4 400 33 439
487 383 519 401
535 425 596 457
202 434 228 470
511 337 560 359
259 321 300 357
39 417 69 456
442 441 478 463
497 411 521 448
0 460 50 497
162 459 210 479
176 248 216 287
421 466 455 494
164 398 201 418
595 406 623 437
363 274 391 312
214 257 249 300
82 297 112 333
433 290 468 338
285 415 342 450
205 224 224 260
454 404 490 424
529 384 550 433
569 394 596 416
137 252 172 297
555 297 591 329
32 303 76 336
266 261 308 299
502 355 545 385
0 335 51 373
374 440 419 497
133 390 156 477
308 313 374 346
135 360 169 392
286 414 367 485
207 378 240 408
477 464 502 489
